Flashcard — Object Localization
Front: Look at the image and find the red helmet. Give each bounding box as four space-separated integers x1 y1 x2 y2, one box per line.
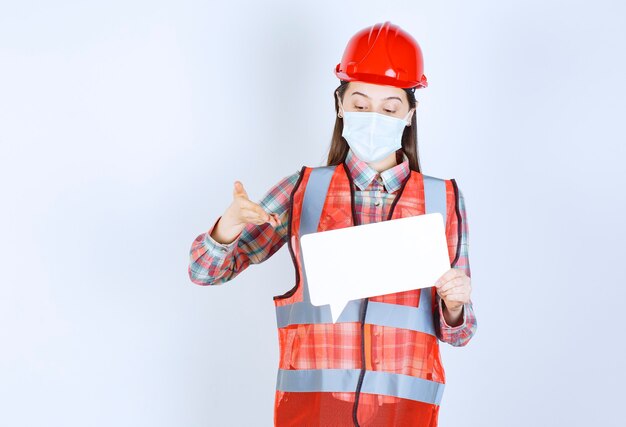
334 21 428 89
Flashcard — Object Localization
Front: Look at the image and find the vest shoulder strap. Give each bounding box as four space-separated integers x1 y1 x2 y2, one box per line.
299 165 337 236
422 174 448 225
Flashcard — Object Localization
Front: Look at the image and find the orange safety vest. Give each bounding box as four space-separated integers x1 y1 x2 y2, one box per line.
273 162 461 426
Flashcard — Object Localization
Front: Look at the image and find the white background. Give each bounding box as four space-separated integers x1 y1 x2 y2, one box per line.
1 0 625 426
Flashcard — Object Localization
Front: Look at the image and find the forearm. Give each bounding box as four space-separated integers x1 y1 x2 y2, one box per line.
437 186 478 346
436 295 477 347
442 301 464 327
188 210 289 286
210 211 245 246
188 171 299 287
188 215 246 286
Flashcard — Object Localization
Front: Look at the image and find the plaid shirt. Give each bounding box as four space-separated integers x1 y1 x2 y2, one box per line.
189 148 477 347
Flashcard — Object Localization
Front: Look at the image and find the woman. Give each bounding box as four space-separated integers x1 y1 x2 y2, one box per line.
189 21 477 427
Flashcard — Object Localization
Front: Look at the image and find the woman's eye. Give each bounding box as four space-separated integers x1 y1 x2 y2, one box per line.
354 106 395 113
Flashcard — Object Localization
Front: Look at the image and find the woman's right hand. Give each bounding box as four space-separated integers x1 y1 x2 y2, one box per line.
226 180 281 228
210 181 282 245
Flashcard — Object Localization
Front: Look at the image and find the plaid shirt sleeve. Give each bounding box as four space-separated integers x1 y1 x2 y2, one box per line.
435 187 478 347
188 170 301 286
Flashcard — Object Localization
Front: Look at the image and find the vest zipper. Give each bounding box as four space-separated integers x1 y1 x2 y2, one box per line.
342 161 365 426
352 297 369 427
343 161 412 426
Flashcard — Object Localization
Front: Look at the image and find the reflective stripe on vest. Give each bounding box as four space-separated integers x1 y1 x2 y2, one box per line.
276 368 445 406
274 164 448 406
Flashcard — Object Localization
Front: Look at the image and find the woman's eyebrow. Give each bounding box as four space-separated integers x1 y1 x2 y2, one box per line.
350 91 403 103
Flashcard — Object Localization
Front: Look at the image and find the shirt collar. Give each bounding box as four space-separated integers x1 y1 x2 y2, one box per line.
344 148 411 193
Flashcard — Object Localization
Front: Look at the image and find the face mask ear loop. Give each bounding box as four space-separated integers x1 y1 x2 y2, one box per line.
403 109 413 126
336 93 344 118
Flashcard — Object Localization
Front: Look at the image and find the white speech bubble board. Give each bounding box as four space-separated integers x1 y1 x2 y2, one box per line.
299 213 451 323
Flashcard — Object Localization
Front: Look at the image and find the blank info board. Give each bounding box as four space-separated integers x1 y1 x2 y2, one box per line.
299 213 451 322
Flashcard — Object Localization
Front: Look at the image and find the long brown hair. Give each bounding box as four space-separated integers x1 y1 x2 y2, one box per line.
325 80 422 172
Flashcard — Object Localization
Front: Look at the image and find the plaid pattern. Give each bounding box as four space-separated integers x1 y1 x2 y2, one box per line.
189 148 477 347
275 161 452 408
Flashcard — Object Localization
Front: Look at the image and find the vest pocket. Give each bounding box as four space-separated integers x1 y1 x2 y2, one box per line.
288 324 309 369
279 326 298 370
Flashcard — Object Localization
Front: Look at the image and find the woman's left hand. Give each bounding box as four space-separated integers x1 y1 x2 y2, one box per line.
434 268 472 312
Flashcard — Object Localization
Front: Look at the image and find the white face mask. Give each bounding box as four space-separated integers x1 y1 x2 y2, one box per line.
340 108 413 163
